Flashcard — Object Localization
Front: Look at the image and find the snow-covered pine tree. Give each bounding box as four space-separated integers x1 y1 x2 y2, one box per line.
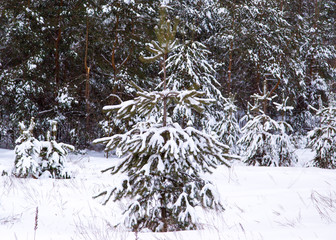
273 94 298 166
13 117 41 178
40 121 74 178
212 95 241 155
238 97 280 166
238 89 297 166
13 118 73 178
94 6 232 232
307 97 336 169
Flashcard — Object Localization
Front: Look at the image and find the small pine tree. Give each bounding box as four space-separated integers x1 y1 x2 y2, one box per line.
238 93 297 166
94 6 232 232
273 95 298 166
40 121 74 178
213 96 241 155
13 118 74 178
307 97 336 169
13 118 41 178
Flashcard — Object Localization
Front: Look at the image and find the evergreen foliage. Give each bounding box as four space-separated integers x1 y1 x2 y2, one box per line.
13 118 41 178
40 121 74 178
0 0 335 148
212 96 241 154
238 93 297 166
165 38 229 132
166 40 219 96
94 6 231 232
13 118 73 178
307 98 336 169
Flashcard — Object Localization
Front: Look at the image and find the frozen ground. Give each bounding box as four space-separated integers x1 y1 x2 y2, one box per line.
1 148 336 240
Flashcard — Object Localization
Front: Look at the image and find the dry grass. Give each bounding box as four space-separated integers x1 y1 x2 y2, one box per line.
311 190 336 223
73 215 130 240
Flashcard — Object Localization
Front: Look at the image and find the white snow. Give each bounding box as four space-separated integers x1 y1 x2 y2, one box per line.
0 148 336 239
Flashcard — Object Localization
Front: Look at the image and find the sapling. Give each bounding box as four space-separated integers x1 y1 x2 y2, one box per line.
94 6 233 232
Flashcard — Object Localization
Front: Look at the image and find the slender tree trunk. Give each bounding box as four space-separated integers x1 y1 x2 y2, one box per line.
163 53 168 127
256 60 262 94
309 0 320 84
84 16 90 130
161 52 168 232
298 0 302 15
111 15 120 84
55 0 63 92
280 0 284 11
227 1 236 94
314 0 320 29
228 35 234 94
263 78 268 115
161 190 167 232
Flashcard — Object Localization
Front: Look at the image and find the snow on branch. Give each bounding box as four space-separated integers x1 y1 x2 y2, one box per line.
102 90 215 120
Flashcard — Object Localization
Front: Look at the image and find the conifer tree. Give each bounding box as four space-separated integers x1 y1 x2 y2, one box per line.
94 6 232 232
13 118 73 178
13 118 41 178
238 90 297 166
40 121 74 178
307 96 336 169
273 94 298 166
213 96 241 155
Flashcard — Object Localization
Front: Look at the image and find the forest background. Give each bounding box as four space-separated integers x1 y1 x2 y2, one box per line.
0 0 335 149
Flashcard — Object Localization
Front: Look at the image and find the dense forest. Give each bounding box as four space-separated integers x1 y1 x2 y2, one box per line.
0 0 335 150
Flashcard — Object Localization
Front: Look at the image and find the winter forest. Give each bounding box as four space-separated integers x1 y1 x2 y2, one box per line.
1 0 336 238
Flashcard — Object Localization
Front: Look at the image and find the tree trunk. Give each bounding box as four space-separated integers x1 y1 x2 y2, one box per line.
161 52 168 232
308 0 320 85
227 1 236 94
263 78 268 115
163 53 168 127
84 16 90 130
161 189 168 232
55 0 63 93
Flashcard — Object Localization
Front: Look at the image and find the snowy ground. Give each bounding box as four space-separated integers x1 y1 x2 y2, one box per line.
1 148 336 240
